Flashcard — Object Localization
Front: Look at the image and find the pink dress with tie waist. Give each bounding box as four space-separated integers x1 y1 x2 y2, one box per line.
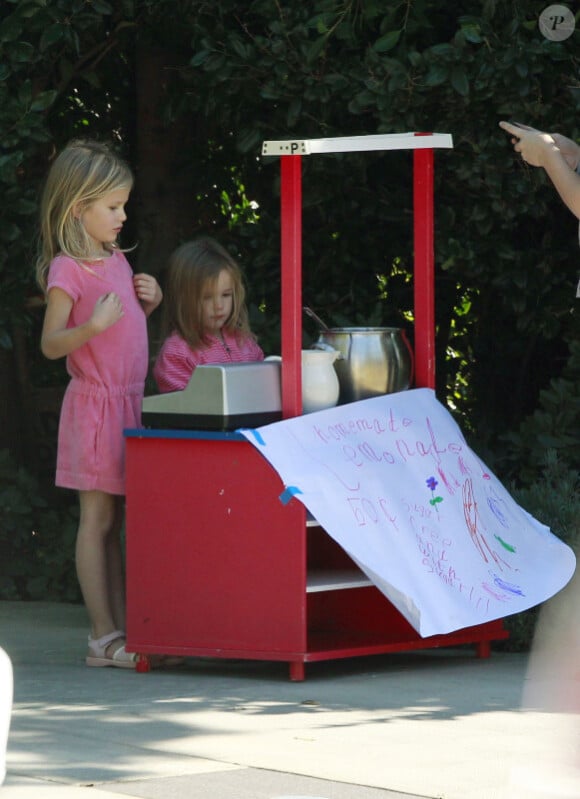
47 252 148 495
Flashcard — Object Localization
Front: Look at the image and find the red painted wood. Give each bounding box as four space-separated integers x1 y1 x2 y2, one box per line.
125 434 508 681
125 435 307 656
413 140 436 389
280 155 303 418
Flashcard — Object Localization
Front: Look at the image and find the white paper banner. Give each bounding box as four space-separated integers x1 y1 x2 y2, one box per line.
241 388 576 638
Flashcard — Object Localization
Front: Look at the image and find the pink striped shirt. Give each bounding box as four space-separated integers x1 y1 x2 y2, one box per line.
153 330 265 393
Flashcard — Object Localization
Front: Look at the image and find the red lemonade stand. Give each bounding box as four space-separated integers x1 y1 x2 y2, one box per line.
124 133 508 680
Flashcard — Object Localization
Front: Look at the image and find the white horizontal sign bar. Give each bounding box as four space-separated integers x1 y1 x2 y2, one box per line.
262 132 453 156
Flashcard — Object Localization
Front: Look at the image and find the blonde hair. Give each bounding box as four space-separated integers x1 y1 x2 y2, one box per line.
161 237 254 349
35 139 134 292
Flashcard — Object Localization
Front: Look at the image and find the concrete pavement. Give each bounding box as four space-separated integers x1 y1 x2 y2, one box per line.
0 600 577 799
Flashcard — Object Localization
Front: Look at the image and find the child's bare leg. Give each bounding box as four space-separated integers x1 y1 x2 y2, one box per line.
76 490 123 646
106 497 127 631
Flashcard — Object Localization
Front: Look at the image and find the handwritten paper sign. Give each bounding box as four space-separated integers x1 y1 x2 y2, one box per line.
241 388 576 637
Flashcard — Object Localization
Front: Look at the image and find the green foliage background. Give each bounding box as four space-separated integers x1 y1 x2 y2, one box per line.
0 0 578 644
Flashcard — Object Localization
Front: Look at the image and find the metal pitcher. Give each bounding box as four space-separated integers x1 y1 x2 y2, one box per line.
314 327 413 404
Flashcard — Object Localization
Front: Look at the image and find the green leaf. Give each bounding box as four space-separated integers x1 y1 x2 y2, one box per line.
347 89 376 113
430 43 454 57
450 66 469 96
259 83 280 100
0 222 21 242
0 16 23 43
14 2 46 19
91 0 113 12
287 97 301 127
229 36 250 60
315 17 329 34
515 61 528 78
6 41 35 63
18 79 32 104
305 36 327 64
30 89 57 112
0 151 24 176
203 53 226 72
373 30 401 53
82 71 102 89
14 197 37 215
424 64 448 87
236 128 261 154
460 23 482 44
407 50 422 67
40 24 65 51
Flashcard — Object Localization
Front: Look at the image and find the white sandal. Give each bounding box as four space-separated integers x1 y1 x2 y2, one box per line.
86 630 137 669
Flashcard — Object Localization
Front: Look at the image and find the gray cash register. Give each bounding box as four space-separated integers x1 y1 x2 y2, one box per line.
141 361 282 431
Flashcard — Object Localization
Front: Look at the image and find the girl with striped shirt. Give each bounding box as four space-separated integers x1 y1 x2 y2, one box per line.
154 237 264 393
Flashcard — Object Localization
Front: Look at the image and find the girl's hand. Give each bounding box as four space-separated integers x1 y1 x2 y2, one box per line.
499 121 559 168
90 292 124 333
133 273 162 317
41 287 122 360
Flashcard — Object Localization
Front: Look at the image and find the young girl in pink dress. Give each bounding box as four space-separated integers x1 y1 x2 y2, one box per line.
36 140 162 668
154 237 264 392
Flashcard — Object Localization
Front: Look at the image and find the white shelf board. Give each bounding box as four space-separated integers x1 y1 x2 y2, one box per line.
307 569 373 593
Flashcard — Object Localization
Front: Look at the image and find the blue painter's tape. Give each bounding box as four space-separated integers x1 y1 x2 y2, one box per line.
239 428 266 446
279 485 303 505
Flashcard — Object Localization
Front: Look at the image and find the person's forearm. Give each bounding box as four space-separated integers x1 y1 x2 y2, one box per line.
41 320 99 360
551 133 580 170
542 146 580 220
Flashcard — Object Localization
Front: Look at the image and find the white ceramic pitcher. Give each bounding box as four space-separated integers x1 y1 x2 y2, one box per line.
301 348 340 413
266 349 340 414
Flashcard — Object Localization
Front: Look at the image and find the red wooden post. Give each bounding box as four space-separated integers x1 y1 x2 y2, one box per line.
413 142 435 390
280 155 303 418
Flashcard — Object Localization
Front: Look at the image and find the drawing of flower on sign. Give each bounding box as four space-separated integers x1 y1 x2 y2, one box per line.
426 475 443 517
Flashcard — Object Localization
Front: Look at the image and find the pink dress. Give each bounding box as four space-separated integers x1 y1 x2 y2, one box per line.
47 252 148 495
153 330 264 393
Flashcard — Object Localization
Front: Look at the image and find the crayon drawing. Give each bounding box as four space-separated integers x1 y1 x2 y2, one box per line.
241 388 575 637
